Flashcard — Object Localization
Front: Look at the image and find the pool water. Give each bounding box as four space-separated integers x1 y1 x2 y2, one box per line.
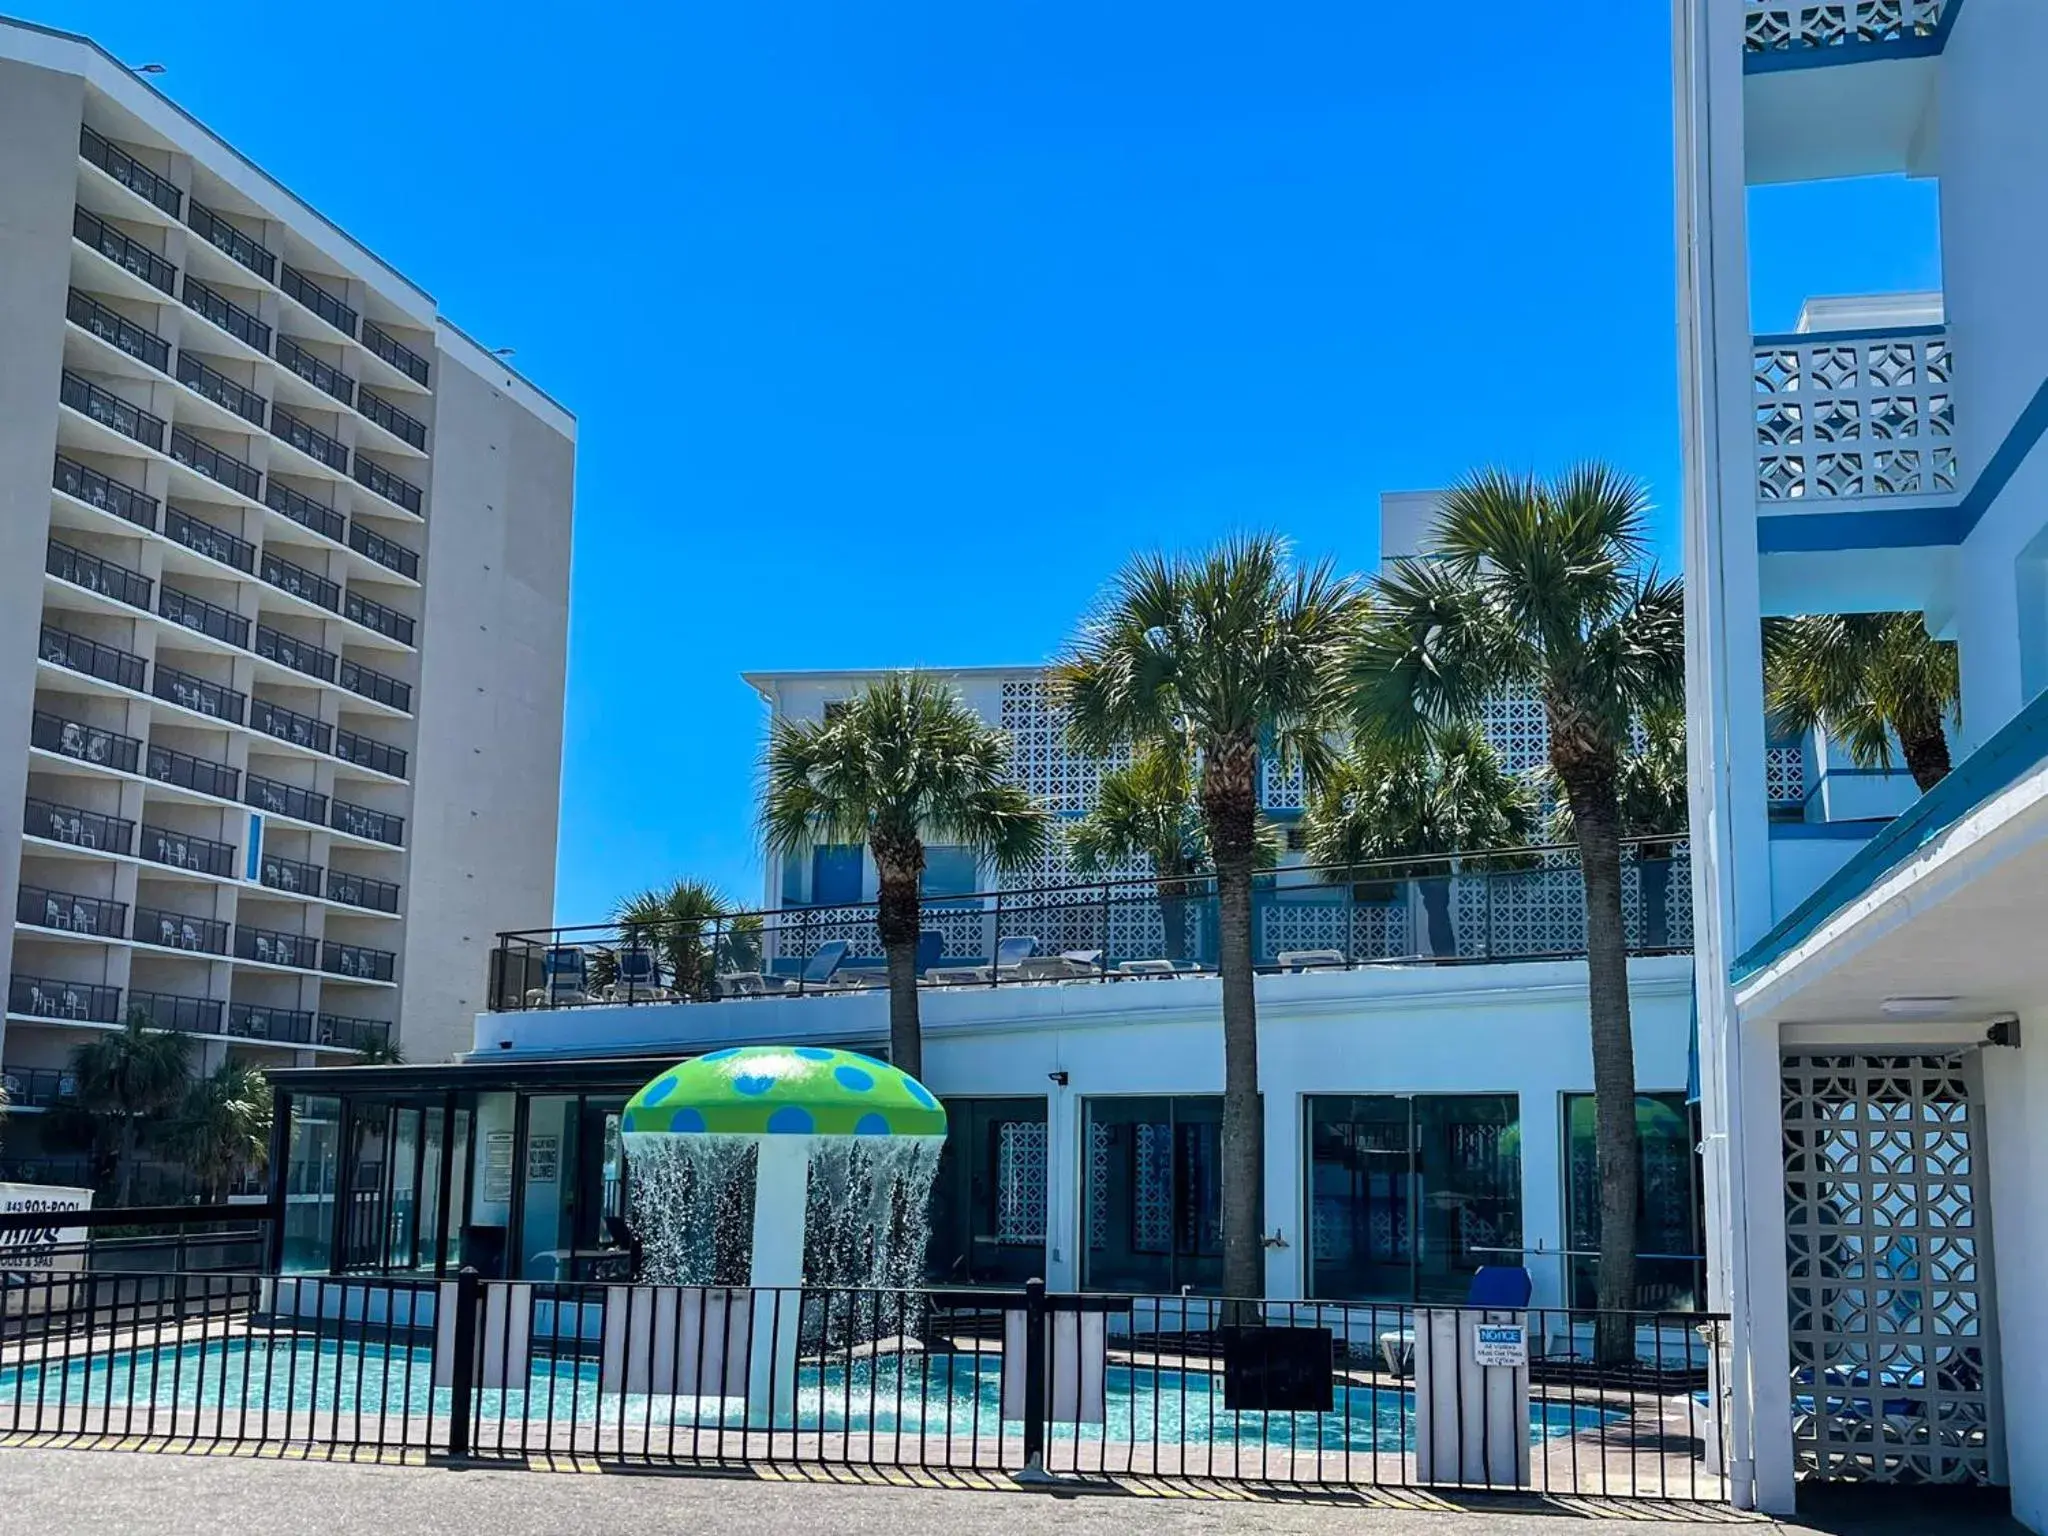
1 1338 1614 1452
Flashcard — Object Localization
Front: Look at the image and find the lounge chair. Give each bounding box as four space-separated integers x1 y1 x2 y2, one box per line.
1014 949 1104 981
1377 1265 1533 1377
541 945 590 1006
718 939 853 996
927 935 1040 986
603 947 676 1002
1277 949 1347 972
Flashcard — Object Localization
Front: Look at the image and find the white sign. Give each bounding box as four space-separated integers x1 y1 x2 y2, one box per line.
0 1182 93 1273
1472 1322 1527 1369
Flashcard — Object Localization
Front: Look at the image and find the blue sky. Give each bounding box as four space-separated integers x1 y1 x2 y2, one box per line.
36 2 1944 918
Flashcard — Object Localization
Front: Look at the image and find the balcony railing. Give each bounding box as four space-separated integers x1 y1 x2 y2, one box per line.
271 407 350 473
54 453 158 531
176 349 268 426
80 124 183 217
264 479 347 543
67 288 170 372
135 906 229 955
333 728 406 780
492 839 1695 1010
317 1013 391 1051
164 505 256 572
343 590 415 646
345 523 419 581
8 974 124 1025
182 274 271 353
153 665 246 724
246 772 328 825
352 456 423 515
140 824 237 878
46 538 152 610
0 1064 80 1110
275 335 355 408
280 264 357 337
61 370 165 452
357 388 427 450
185 201 276 284
323 940 396 983
255 624 338 683
235 924 318 969
330 798 404 846
362 320 430 387
327 869 401 913
17 884 128 938
23 796 136 855
1744 1 1949 55
72 206 177 294
147 742 240 801
260 550 341 611
32 710 141 774
129 988 225 1036
169 428 262 500
227 1003 317 1045
1754 325 1956 507
337 656 411 713
160 585 251 648
40 624 147 691
259 852 325 897
251 697 333 755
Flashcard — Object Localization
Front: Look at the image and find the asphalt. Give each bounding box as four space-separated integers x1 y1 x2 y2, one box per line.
0 1447 2027 1535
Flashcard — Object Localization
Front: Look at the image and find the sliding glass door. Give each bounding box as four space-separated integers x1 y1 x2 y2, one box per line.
1083 1096 1236 1295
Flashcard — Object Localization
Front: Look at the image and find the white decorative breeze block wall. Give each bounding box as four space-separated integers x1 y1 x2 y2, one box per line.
1744 0 1948 52
1754 332 1956 506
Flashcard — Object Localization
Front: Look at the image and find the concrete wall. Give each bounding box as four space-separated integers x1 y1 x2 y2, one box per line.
0 57 85 1056
400 347 574 1063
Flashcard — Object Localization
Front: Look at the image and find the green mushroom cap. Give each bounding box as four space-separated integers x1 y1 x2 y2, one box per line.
621 1046 947 1139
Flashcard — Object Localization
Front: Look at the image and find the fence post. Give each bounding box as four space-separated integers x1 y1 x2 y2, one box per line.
445 1265 481 1459
1018 1276 1049 1481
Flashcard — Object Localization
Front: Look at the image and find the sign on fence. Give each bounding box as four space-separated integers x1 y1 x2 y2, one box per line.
1472 1322 1528 1368
0 1182 93 1317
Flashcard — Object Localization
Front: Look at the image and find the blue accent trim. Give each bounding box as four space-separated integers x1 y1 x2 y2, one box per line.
1768 818 1891 841
1950 371 2048 539
245 813 261 882
1735 679 2048 983
1753 324 1946 348
1757 506 1970 552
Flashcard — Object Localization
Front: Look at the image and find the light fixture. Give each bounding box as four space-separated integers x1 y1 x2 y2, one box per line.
128 62 167 75
1881 996 1962 1020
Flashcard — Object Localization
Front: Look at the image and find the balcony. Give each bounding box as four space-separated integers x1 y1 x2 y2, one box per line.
280 264 357 337
40 623 147 692
264 480 347 543
259 852 325 898
343 590 415 647
275 336 355 409
129 988 224 1036
246 772 328 825
147 742 240 801
227 1003 316 1045
169 428 262 500
73 206 177 295
68 288 169 373
8 973 124 1025
330 798 404 847
140 824 237 878
1744 1 1949 59
337 656 411 713
47 538 152 610
271 407 350 473
254 624 338 683
1743 4 1954 183
327 869 401 913
234 924 318 969
333 728 406 780
185 201 276 284
0 1065 79 1110
54 454 158 532
17 884 128 938
134 906 229 956
79 124 183 218
345 523 418 581
352 456 423 516
251 697 333 755
153 665 247 724
317 1013 391 1052
23 796 136 855
181 274 271 355
260 550 341 611
176 350 268 427
357 388 427 450
32 710 141 774
61 370 165 452
323 940 396 983
160 585 251 648
164 505 256 573
362 320 429 387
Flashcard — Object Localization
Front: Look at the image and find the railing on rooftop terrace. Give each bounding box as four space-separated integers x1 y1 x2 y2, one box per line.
491 838 1692 1011
1753 326 1955 507
1744 0 1949 55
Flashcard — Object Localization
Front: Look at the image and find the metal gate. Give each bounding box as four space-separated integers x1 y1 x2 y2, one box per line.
1782 1053 1999 1484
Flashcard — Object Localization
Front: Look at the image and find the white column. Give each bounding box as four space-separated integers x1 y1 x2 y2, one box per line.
1046 1079 1079 1289
746 1136 809 1427
1516 1090 1565 1310
1261 1089 1303 1299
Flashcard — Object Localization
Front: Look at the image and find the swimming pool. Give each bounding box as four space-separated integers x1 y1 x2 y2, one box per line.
0 1336 1614 1452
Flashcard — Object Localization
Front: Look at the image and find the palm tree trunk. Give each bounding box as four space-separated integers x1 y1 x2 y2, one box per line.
1203 740 1264 1309
1157 851 1190 965
1901 726 1952 792
116 1115 138 1207
874 861 924 1081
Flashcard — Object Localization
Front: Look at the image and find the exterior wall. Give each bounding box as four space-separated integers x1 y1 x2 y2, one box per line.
1984 1011 2048 1532
400 346 574 1063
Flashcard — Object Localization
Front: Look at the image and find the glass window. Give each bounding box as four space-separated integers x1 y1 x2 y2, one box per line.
281 1093 340 1274
921 846 980 898
1564 1093 1705 1312
811 845 865 905
930 1098 1049 1283
1083 1096 1235 1295
515 1095 581 1281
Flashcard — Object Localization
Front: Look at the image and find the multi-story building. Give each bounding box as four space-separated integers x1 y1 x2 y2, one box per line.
1678 0 2048 1524
0 17 576 1181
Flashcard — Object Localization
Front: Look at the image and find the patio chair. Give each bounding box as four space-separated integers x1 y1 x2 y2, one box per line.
927 935 1041 986
1377 1265 1533 1377
603 947 675 1002
541 945 590 1006
1014 948 1104 981
1115 958 1183 978
1277 949 1348 972
719 939 854 996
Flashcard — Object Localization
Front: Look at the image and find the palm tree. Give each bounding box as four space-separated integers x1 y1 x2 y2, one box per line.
166 1062 273 1202
70 1012 194 1206
1350 467 1684 1342
352 1037 407 1066
1068 748 1207 964
762 672 1051 1080
1060 535 1366 1303
1303 722 1536 957
1764 612 1960 792
613 877 732 998
1549 706 1690 951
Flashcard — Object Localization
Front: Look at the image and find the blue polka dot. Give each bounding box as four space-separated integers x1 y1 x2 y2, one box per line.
644 1073 680 1105
834 1065 875 1092
670 1107 707 1133
794 1047 832 1061
702 1047 741 1062
732 1074 776 1096
766 1106 815 1134
853 1112 891 1136
903 1079 938 1111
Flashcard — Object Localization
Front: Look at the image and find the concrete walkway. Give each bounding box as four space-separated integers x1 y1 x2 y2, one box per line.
0 1446 2029 1535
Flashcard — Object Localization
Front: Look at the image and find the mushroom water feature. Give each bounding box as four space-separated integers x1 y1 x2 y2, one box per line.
620 1046 948 1425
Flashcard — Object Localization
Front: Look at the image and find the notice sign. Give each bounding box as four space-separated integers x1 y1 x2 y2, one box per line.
0 1182 93 1273
1472 1322 1527 1369
483 1131 516 1203
526 1135 560 1185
